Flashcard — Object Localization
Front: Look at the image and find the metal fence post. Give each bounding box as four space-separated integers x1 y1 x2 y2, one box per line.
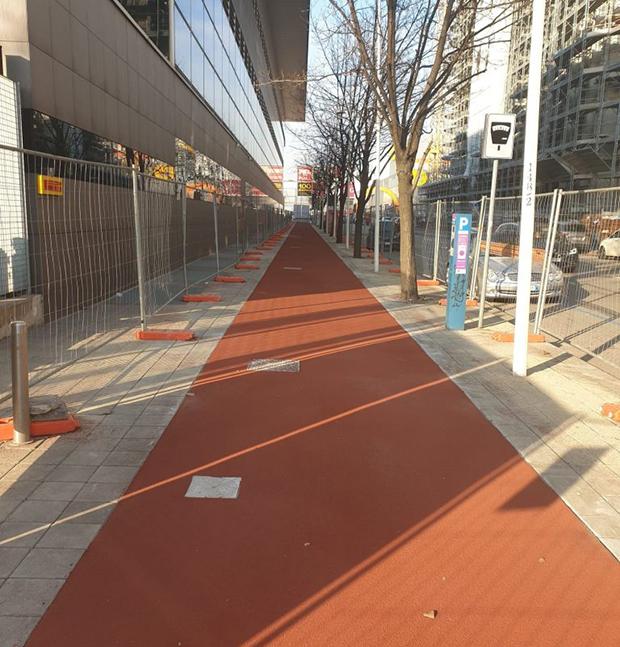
534 189 563 334
181 183 189 295
131 167 147 332
469 196 487 299
235 205 240 255
255 209 259 245
11 321 31 445
432 200 442 281
213 198 221 274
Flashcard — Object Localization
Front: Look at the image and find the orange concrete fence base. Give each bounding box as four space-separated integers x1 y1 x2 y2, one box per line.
135 330 196 342
491 331 546 343
601 403 620 423
0 414 80 442
181 294 222 303
215 275 246 284
438 298 479 307
235 264 259 270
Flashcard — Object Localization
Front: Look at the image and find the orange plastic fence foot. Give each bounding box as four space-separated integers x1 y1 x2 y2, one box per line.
135 330 195 341
601 403 620 422
389 268 401 274
214 275 246 283
240 256 261 261
235 264 259 270
0 415 81 442
417 279 440 287
378 259 392 265
181 294 222 303
491 332 546 343
438 298 478 307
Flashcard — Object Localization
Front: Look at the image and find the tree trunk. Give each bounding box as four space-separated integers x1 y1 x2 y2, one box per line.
396 161 419 302
353 201 364 257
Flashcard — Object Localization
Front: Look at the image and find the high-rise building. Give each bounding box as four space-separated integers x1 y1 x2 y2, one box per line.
0 0 310 202
424 0 620 201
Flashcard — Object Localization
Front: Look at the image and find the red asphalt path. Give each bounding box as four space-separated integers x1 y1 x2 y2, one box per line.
27 224 620 646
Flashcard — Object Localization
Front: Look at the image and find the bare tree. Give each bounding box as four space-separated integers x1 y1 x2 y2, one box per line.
329 0 513 300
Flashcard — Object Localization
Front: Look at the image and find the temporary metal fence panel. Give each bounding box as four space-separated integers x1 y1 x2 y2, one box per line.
0 145 275 401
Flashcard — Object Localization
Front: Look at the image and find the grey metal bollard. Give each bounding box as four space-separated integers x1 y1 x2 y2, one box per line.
11 321 31 445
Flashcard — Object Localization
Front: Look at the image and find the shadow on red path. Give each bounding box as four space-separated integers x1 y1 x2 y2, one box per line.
26 224 620 647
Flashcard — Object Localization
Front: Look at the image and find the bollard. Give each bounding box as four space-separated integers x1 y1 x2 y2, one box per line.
11 321 31 445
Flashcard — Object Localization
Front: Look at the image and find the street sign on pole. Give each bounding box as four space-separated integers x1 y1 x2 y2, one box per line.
513 0 546 377
481 114 516 160
446 213 473 331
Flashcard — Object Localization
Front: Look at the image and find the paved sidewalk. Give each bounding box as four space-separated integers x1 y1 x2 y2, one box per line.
324 231 620 560
16 223 620 647
0 235 287 647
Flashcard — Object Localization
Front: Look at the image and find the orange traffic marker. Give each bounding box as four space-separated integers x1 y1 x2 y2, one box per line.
215 276 246 283
181 294 222 303
135 330 196 341
0 415 80 442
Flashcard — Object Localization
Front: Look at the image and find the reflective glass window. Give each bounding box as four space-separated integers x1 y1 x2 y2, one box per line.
175 9 191 78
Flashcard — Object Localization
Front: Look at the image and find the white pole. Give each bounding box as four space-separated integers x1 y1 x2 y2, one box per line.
478 161 499 327
373 0 381 273
345 196 350 248
333 183 338 237
513 0 545 377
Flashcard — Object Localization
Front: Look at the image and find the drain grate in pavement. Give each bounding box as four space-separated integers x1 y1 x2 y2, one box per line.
185 476 241 499
247 359 300 373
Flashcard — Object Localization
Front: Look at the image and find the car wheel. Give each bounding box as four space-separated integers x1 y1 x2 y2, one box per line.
598 246 607 260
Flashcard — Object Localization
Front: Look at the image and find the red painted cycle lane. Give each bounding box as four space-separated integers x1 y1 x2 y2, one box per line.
27 224 620 647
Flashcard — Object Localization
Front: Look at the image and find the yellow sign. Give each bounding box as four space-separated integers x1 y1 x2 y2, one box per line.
37 175 63 196
412 168 428 187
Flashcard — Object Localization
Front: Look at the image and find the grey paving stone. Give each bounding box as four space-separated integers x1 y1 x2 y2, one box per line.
0 547 29 578
123 425 166 439
60 500 114 525
0 577 63 616
46 464 98 482
89 465 138 484
0 480 39 501
104 450 148 467
0 523 47 548
7 500 68 524
116 437 157 452
11 548 83 579
0 615 39 647
61 449 110 466
29 481 84 502
37 523 100 549
185 476 241 499
74 481 128 502
0 499 21 523
3 463 55 482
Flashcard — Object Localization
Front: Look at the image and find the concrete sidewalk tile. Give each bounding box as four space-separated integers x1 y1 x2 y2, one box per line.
0 499 21 523
601 537 620 560
0 615 40 646
62 449 111 467
0 523 47 548
582 513 620 540
37 523 100 549
0 547 29 578
75 481 128 502
0 480 39 500
11 548 84 579
123 425 166 439
0 577 63 616
116 438 157 452
47 465 98 482
60 500 114 525
7 500 68 524
29 481 84 502
104 450 149 466
3 463 55 482
89 465 138 484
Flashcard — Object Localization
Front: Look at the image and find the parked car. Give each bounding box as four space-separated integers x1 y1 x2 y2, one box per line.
478 257 564 300
556 220 592 252
492 222 579 273
598 230 620 258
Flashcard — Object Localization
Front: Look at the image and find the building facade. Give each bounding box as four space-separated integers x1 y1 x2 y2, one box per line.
0 0 309 202
424 0 620 201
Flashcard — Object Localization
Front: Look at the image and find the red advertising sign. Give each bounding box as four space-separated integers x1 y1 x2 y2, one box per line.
267 166 283 190
297 166 313 196
347 182 356 199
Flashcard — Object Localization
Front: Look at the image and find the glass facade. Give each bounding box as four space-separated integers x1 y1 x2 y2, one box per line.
118 0 170 57
173 1 283 170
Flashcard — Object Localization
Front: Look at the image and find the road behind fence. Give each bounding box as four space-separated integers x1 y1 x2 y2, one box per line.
0 144 286 401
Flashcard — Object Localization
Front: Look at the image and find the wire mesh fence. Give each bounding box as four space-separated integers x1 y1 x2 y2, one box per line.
0 144 286 401
338 186 618 370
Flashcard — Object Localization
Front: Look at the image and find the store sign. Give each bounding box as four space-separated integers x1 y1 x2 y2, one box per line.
297 166 313 197
37 175 64 196
481 113 516 160
267 166 283 191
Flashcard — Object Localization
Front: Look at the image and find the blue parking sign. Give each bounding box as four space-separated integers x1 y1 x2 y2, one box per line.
446 213 473 331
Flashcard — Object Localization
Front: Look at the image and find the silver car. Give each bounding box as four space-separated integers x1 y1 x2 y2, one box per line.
480 257 564 300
